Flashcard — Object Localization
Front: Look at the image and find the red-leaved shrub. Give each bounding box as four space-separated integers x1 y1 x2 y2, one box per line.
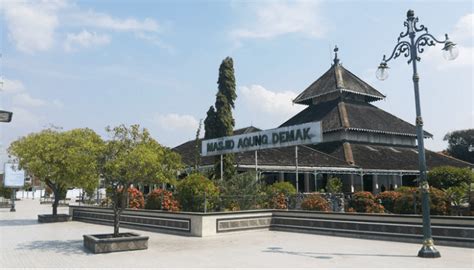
301 193 330 211
376 191 401 213
145 188 180 211
349 192 385 213
127 187 145 209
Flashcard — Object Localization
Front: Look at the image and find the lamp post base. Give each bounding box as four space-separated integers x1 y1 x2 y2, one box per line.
418 240 441 258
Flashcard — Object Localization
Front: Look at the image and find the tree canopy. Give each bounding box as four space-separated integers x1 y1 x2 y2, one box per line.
8 128 103 215
101 124 182 236
427 166 473 190
443 129 474 164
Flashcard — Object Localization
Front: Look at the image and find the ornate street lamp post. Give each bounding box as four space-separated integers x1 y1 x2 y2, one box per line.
377 10 458 258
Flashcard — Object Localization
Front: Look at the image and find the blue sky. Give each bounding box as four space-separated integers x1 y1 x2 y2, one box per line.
0 0 472 167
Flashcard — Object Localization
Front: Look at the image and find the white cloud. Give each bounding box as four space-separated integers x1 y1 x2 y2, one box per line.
1 0 66 53
231 0 325 42
1 78 26 94
73 10 159 33
1 77 63 109
8 106 45 129
12 93 47 107
64 30 110 52
239 84 304 118
1 1 164 53
423 13 474 70
452 13 473 41
153 113 199 132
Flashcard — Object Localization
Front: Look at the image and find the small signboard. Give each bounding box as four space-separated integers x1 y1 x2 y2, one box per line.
4 163 25 188
201 122 322 157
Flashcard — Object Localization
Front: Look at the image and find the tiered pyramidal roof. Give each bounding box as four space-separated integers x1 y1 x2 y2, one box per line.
283 46 431 138
278 46 467 170
293 46 385 105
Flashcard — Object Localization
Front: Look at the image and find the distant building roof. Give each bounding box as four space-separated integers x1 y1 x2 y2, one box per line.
293 63 385 105
280 99 432 138
314 142 473 170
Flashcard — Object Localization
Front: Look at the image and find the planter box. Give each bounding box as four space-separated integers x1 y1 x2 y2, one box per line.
38 214 71 223
83 233 149 253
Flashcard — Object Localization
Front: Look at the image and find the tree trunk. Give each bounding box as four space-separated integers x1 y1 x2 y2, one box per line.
46 180 59 216
112 184 129 237
113 204 121 237
112 187 120 237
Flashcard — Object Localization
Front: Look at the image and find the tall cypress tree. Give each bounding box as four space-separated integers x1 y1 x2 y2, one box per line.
204 106 216 139
203 57 237 181
218 57 237 109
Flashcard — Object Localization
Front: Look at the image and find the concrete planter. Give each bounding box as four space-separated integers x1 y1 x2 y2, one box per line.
38 214 71 223
83 233 149 253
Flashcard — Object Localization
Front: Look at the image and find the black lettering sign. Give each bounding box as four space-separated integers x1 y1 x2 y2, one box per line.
272 133 279 144
303 128 310 140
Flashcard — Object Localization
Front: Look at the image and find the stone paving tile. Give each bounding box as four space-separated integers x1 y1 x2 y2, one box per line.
0 199 473 268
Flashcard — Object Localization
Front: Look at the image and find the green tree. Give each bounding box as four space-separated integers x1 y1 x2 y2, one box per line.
203 57 238 181
204 106 216 139
265 181 297 197
8 128 103 215
443 129 474 163
101 124 182 237
176 173 219 212
444 183 469 207
194 119 202 171
219 172 263 210
427 166 473 190
326 177 343 193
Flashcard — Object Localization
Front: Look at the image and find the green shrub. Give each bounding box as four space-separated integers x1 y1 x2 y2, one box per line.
301 193 330 211
145 189 180 211
219 172 263 211
349 192 385 213
326 177 343 193
266 181 296 196
444 182 470 207
428 166 473 190
393 192 418 214
393 187 449 215
376 191 401 213
0 186 13 199
176 173 219 212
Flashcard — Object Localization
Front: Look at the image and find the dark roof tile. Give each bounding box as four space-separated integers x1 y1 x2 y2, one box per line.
281 100 432 137
293 64 385 105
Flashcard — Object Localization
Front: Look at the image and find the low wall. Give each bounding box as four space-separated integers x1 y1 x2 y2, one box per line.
69 205 474 248
70 205 272 237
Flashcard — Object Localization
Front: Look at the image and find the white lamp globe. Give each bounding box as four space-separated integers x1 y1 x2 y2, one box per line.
442 42 459 61
376 63 389 81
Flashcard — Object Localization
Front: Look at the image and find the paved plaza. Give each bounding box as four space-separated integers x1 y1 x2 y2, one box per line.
0 199 472 268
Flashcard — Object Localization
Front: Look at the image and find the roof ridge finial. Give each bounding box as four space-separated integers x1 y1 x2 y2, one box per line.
333 45 340 65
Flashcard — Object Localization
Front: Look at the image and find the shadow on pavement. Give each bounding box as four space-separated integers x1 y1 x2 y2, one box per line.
263 247 416 259
16 240 92 256
0 219 38 227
